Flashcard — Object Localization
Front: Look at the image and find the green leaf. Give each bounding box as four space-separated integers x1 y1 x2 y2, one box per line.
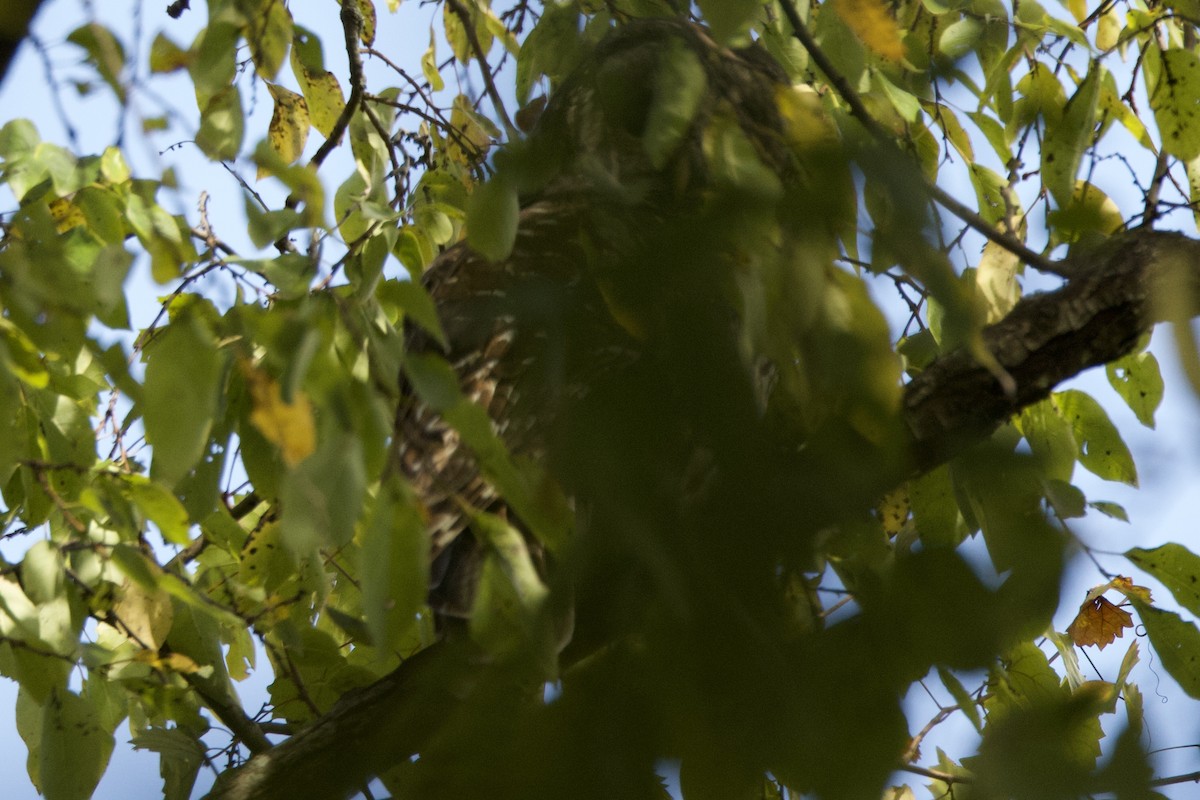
1130 601 1200 698
421 29 445 91
1089 500 1128 521
642 39 707 169
1041 63 1100 208
143 316 223 488
939 17 983 60
16 687 43 791
380 280 447 350
127 476 192 545
246 0 292 79
697 0 761 44
465 175 519 262
131 728 205 800
188 20 239 108
1043 479 1085 519
1151 49 1200 160
909 465 961 548
468 510 550 659
937 666 982 733
704 113 783 200
67 23 127 102
1018 399 1076 482
1127 544 1200 617
1106 350 1163 429
21 541 63 604
1045 629 1085 691
195 85 245 161
40 686 115 800
149 33 191 74
1055 389 1137 486
280 429 366 552
360 482 428 654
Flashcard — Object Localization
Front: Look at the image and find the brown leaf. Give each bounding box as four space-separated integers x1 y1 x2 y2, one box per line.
1067 595 1133 650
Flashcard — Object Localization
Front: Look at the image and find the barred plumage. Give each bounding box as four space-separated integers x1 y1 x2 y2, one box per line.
395 199 640 618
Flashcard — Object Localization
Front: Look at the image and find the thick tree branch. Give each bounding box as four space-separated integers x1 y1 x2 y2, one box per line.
204 641 480 800
0 0 48 85
904 231 1200 469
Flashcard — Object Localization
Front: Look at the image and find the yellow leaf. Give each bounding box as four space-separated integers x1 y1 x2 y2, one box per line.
259 83 310 178
975 241 1022 323
357 0 377 46
1110 575 1153 604
832 0 905 62
244 364 316 466
1096 8 1121 51
132 649 206 674
48 196 86 234
113 580 174 650
877 486 911 537
776 84 840 150
299 67 345 138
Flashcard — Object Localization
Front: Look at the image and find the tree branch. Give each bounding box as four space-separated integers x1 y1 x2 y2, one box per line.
203 641 480 800
0 0 47 86
904 231 1200 469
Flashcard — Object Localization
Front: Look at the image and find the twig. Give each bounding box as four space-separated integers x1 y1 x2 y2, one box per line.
445 0 519 140
308 1 366 171
777 1 1075 280
29 34 80 150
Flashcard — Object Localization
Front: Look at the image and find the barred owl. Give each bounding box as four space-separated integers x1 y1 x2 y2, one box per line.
394 198 641 619
392 19 795 621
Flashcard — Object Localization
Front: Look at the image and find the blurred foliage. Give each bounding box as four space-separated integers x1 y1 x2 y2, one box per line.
0 0 1198 799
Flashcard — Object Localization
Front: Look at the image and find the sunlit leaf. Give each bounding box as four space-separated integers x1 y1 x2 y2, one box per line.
1150 49 1200 160
1129 600 1200 698
834 0 904 60
1106 350 1163 429
113 580 174 650
1041 64 1099 208
421 29 445 92
195 85 245 161
149 33 191 74
259 83 310 176
1055 389 1137 485
40 687 114 800
143 315 224 488
1127 543 1200 617
291 27 346 139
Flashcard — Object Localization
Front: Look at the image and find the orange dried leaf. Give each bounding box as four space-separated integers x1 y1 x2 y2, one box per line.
1067 595 1133 649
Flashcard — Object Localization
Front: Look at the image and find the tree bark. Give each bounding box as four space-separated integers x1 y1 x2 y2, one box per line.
0 0 48 86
